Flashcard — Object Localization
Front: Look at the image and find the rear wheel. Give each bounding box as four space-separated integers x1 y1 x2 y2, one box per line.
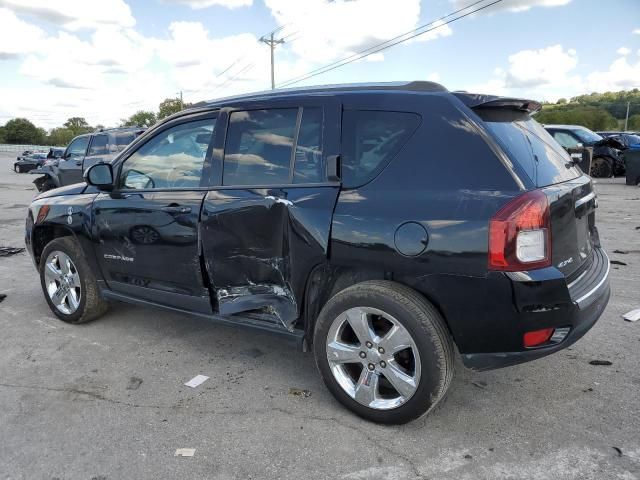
590 157 613 178
39 237 108 324
314 280 454 424
14 164 22 173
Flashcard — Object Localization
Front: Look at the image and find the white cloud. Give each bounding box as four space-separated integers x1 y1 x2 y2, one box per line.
414 20 453 42
633 28 640 35
586 56 640 92
449 0 571 13
266 0 423 64
426 72 441 82
163 0 252 8
0 0 135 30
617 47 631 56
505 44 578 88
0 8 45 58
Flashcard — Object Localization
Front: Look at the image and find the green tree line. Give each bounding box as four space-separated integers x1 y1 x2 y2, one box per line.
535 88 640 131
0 97 190 146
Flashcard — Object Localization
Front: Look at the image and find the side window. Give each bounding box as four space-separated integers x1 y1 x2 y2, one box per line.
88 134 108 156
66 137 89 158
112 132 137 152
223 109 298 186
293 107 323 183
341 110 420 188
552 131 579 149
119 117 215 190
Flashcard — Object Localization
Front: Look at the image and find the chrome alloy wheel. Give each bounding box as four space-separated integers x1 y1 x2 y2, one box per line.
326 307 421 410
44 250 81 315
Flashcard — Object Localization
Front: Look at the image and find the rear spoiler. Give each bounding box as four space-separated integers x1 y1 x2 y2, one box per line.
453 92 542 114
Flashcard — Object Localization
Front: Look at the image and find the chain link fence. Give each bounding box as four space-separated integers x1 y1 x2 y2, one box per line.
0 144 55 154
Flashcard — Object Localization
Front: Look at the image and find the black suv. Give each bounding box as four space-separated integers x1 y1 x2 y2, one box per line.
25 82 610 424
32 127 145 192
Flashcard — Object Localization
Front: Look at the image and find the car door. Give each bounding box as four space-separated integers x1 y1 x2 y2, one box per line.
58 135 90 185
200 99 341 331
93 112 218 313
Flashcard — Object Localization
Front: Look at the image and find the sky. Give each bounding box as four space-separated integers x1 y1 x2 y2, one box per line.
0 0 639 129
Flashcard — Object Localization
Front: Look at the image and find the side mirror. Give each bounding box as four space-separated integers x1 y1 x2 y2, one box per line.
575 143 583 148
84 163 114 191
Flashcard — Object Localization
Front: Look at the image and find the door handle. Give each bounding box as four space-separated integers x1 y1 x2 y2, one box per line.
162 205 192 213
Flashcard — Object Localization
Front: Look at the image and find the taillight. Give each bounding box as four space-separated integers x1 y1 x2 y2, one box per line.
488 189 551 271
523 328 554 348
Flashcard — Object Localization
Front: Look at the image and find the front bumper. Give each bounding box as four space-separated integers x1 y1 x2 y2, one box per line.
461 248 611 371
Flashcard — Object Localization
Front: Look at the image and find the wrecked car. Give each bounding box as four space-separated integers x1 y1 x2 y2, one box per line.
14 152 47 173
31 127 145 192
25 82 610 424
544 124 625 177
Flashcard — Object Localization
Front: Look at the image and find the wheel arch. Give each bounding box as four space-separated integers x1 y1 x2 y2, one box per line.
31 224 75 265
301 265 454 349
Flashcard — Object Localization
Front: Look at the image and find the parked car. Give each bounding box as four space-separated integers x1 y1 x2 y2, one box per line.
543 124 625 177
14 152 47 173
47 147 65 159
16 150 34 161
31 127 145 192
597 131 640 151
25 82 610 424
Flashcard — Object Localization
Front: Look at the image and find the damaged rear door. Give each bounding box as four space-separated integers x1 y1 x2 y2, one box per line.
201 99 341 331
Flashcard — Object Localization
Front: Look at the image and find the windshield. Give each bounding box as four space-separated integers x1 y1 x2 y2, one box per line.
572 128 602 144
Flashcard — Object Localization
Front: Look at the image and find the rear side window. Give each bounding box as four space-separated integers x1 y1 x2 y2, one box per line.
224 109 297 186
113 131 137 151
341 110 420 188
550 131 579 149
293 107 323 183
483 116 581 187
88 134 108 156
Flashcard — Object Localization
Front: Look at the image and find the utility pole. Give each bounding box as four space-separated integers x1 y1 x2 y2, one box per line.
624 101 630 131
177 91 184 110
260 32 285 90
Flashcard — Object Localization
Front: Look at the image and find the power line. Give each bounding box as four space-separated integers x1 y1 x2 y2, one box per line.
278 0 502 88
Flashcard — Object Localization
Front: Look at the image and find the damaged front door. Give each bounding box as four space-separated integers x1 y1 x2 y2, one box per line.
201 101 340 331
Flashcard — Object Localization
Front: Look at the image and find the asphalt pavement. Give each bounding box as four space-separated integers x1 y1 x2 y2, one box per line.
0 152 638 479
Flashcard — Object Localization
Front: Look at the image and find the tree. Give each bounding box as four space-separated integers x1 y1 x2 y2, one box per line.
3 118 44 144
158 97 191 120
121 110 157 127
0 125 6 143
535 106 618 131
64 117 92 136
556 98 567 104
627 114 640 131
47 127 76 146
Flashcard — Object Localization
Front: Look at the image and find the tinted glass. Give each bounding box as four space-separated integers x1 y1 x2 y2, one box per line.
341 110 420 188
485 118 581 187
224 109 297 186
293 107 323 183
88 134 108 156
573 128 602 144
114 131 137 150
551 131 580 148
120 118 215 190
67 136 89 157
625 134 640 146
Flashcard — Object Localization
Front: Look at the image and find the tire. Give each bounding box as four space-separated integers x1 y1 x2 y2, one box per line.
14 164 22 173
590 157 613 178
39 237 108 324
313 280 454 424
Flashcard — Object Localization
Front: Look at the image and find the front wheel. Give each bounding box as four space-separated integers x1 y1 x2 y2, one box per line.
590 157 613 178
14 164 22 173
313 280 454 424
39 237 109 324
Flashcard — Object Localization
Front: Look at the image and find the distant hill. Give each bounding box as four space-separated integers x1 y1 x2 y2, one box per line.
535 89 640 131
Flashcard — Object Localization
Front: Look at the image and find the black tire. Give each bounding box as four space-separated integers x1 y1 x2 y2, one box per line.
14 164 22 173
39 236 108 324
590 157 613 178
313 280 454 424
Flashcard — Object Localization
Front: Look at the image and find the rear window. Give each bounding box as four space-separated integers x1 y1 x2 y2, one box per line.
482 114 581 187
341 110 420 188
114 131 138 150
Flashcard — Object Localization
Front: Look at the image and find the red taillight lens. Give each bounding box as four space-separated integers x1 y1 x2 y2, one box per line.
523 328 554 348
488 189 551 271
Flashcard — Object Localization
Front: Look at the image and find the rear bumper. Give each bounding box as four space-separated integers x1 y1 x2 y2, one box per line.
461 248 610 371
